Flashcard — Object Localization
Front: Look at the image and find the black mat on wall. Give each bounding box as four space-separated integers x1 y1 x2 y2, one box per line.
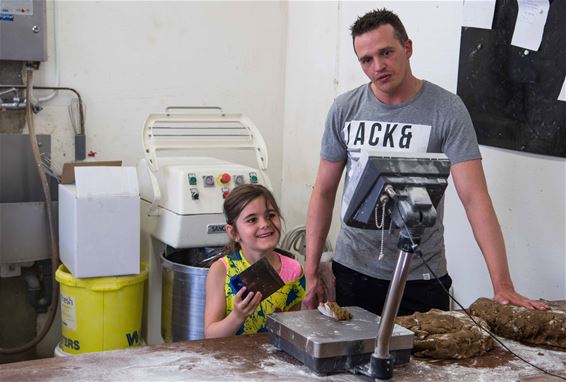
457 0 565 158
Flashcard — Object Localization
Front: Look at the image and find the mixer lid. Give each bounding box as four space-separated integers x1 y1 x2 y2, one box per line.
142 106 268 172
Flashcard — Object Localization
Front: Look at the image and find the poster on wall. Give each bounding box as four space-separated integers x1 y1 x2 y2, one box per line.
457 0 565 158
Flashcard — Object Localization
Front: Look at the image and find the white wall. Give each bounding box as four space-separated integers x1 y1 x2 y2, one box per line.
282 1 566 306
281 1 342 239
444 147 566 305
34 1 288 199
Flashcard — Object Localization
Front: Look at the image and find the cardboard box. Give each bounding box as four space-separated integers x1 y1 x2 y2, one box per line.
59 166 140 278
61 160 122 185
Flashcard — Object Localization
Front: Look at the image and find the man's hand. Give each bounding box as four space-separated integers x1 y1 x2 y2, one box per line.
493 288 549 311
302 273 326 309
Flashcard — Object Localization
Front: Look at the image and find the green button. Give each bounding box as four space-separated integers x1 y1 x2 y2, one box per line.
250 175 258 183
189 176 197 185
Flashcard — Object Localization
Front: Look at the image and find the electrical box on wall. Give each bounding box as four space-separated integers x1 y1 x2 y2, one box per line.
0 0 47 62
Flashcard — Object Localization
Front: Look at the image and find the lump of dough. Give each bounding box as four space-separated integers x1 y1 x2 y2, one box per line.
395 309 494 359
318 302 353 321
469 297 566 348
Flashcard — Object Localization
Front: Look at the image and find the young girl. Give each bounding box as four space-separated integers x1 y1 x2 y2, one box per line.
204 184 306 338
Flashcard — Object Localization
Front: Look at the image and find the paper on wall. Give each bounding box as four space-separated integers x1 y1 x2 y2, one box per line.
511 0 550 51
462 0 496 29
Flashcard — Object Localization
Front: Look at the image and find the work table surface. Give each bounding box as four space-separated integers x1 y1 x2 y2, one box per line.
1 302 565 382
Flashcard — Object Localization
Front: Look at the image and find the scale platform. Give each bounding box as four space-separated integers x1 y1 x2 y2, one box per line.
266 307 414 374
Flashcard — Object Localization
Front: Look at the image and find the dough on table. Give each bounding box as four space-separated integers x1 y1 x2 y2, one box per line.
469 297 566 348
395 309 494 359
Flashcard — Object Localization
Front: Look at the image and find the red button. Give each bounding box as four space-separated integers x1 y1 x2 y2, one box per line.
222 190 230 199
220 173 231 184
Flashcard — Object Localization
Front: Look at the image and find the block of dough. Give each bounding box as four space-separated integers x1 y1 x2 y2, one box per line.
395 309 494 359
469 297 566 348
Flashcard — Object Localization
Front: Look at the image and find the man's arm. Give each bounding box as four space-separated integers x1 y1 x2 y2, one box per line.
303 159 346 309
451 159 548 310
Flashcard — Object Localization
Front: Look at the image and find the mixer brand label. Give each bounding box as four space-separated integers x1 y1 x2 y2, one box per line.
207 224 227 234
60 292 77 330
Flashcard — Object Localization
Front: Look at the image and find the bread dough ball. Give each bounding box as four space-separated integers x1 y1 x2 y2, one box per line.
469 297 566 348
395 309 494 359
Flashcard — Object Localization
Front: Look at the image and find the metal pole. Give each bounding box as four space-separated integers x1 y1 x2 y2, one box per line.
369 249 413 379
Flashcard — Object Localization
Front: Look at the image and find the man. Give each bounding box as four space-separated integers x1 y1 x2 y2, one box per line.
303 8 548 315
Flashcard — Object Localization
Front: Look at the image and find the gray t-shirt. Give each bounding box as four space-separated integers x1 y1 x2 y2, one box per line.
321 81 481 280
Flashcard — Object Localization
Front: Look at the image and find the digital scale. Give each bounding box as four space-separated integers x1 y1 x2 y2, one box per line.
266 307 414 374
267 152 451 379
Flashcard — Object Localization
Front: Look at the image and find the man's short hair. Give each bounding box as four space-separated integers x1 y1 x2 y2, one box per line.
350 8 408 44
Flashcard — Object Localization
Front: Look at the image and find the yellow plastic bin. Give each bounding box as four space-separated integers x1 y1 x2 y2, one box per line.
55 264 148 354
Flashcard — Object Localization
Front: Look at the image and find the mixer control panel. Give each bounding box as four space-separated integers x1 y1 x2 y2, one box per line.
158 162 265 215
185 171 259 201
152 159 269 216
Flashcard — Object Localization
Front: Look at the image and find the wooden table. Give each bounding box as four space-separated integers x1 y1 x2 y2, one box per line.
1 303 565 381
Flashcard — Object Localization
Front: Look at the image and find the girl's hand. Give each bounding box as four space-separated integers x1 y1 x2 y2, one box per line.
232 287 262 320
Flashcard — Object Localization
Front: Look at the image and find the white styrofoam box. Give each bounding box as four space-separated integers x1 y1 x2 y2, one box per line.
59 166 140 278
